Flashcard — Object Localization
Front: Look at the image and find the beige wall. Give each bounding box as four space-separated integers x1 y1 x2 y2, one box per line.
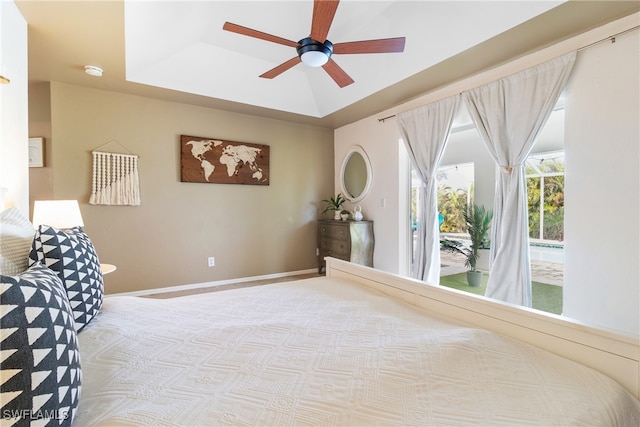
31 82 334 294
28 82 53 209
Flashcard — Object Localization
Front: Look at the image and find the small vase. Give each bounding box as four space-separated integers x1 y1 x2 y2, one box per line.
353 205 363 221
334 210 341 220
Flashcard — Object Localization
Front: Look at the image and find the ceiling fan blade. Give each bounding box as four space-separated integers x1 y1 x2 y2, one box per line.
333 37 406 54
223 22 298 48
322 59 354 88
310 0 339 42
260 57 302 79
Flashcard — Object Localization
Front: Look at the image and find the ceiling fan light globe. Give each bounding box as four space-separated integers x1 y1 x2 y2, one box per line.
297 37 333 68
301 51 329 67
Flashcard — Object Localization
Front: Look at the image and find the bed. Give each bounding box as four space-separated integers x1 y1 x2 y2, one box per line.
71 257 640 426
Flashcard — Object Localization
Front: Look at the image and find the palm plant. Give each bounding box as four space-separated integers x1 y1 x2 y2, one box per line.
441 204 493 272
437 185 469 233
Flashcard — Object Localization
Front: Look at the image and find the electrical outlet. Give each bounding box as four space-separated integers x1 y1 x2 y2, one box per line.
208 257 215 267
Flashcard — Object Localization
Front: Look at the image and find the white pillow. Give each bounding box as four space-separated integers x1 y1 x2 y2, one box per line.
0 207 35 275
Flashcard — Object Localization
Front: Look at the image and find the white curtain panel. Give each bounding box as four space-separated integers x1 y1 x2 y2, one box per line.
464 52 576 306
398 95 460 284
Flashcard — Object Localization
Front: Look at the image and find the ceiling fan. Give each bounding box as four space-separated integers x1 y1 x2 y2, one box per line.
222 0 406 88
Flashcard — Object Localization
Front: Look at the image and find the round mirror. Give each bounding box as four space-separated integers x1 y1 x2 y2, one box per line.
340 145 372 202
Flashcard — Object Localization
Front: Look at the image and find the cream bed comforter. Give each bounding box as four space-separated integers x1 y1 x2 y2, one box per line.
74 277 640 426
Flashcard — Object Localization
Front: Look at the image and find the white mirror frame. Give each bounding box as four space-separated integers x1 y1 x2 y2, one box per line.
340 145 372 203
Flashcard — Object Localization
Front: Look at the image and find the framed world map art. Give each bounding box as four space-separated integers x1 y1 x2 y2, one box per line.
180 135 270 185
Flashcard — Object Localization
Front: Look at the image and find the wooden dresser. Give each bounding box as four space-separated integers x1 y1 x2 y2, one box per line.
317 219 374 274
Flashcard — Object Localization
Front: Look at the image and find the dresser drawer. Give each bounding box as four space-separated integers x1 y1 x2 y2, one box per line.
319 238 349 255
318 223 349 240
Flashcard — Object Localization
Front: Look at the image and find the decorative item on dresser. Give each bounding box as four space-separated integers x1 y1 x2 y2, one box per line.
317 219 373 274
321 193 347 220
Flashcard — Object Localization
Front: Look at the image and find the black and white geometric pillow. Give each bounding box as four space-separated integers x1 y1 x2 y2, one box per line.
28 226 104 332
0 263 82 426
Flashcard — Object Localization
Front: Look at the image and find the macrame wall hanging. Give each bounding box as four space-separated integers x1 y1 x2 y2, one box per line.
89 141 141 206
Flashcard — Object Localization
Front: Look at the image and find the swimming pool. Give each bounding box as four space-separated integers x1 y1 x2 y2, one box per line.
530 243 564 264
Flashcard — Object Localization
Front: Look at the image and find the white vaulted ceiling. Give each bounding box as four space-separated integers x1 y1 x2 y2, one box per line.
16 0 640 128
123 0 562 118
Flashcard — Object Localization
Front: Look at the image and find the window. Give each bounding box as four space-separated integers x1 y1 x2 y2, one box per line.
410 162 474 259
437 163 474 234
526 152 565 242
406 98 565 279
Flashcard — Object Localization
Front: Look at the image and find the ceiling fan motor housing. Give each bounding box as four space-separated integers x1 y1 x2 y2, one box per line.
297 37 334 66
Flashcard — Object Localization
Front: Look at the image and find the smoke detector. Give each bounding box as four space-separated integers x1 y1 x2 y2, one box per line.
84 65 103 77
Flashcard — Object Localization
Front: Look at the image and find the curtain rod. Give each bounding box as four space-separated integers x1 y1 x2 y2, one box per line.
577 24 639 52
377 24 639 124
378 114 396 123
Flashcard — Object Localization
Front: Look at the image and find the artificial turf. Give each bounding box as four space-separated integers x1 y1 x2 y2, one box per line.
439 272 563 315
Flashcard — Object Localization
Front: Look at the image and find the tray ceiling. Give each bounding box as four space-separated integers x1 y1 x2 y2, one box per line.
123 1 563 118
16 1 639 128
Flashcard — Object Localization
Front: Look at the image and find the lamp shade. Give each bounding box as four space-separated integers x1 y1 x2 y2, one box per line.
32 200 84 229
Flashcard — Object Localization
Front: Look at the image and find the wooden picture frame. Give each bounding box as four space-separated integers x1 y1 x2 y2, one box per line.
28 137 44 168
180 135 269 185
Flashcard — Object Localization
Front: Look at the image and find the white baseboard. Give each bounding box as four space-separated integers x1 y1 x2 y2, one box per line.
107 268 318 298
